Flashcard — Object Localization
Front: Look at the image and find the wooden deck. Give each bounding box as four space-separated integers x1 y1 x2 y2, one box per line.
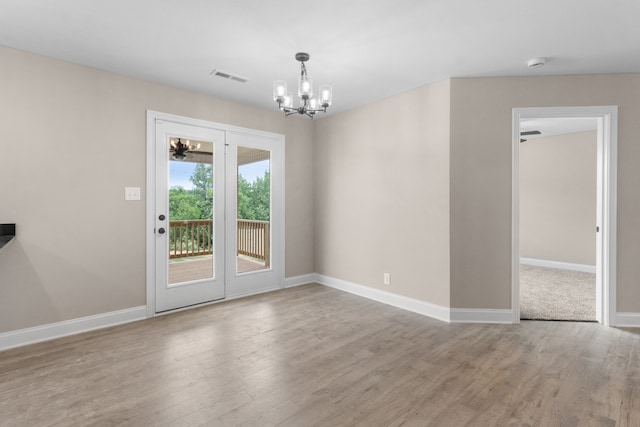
168 255 266 284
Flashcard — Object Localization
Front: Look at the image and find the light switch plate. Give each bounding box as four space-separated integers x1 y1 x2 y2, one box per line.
125 187 141 201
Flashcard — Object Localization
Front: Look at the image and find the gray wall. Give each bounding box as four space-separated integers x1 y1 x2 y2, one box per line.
0 45 314 333
520 131 597 265
315 74 640 313
314 81 451 307
450 75 640 311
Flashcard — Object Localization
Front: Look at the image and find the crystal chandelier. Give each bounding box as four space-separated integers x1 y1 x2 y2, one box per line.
273 52 332 118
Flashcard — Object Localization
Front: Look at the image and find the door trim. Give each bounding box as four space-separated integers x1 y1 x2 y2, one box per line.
146 110 286 317
511 106 618 326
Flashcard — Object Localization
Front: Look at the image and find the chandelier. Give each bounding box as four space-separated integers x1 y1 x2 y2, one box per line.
273 52 332 118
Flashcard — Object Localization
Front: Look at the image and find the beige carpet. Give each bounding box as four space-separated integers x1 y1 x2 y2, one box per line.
520 264 596 321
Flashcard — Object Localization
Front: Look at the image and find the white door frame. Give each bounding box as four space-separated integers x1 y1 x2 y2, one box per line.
511 106 618 326
145 110 285 317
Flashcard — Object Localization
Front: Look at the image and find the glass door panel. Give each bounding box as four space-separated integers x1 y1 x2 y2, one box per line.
168 140 214 285
236 147 271 274
225 131 283 299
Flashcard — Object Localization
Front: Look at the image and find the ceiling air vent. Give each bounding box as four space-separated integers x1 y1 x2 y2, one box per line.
210 69 249 83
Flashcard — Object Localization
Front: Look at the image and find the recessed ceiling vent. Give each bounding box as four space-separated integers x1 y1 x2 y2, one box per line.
210 69 249 83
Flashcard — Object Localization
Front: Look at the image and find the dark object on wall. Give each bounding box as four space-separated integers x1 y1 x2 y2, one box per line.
0 224 16 249
520 130 541 143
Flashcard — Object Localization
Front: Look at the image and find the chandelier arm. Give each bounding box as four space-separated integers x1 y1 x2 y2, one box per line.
305 106 326 112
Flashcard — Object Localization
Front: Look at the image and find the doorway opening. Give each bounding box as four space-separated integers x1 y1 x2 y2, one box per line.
518 118 597 321
512 106 618 326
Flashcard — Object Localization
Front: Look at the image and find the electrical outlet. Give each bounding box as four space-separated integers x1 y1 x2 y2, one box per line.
383 272 390 285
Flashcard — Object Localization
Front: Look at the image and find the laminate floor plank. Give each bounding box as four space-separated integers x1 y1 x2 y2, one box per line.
2 284 640 426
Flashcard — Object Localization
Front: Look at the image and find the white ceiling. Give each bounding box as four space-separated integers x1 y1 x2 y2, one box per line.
1 0 639 116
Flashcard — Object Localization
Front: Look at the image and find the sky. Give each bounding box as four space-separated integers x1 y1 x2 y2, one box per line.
170 160 269 190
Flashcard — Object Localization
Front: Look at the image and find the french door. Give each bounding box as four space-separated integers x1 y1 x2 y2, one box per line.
148 112 284 314
154 121 225 312
224 131 283 298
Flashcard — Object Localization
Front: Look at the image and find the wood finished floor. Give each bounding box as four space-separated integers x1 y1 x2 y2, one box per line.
1 284 639 426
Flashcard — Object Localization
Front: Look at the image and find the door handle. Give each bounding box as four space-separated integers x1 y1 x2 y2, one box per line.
158 227 166 234
159 214 166 221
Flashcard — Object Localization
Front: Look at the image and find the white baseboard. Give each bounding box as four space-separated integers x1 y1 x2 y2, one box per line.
615 312 640 327
314 274 518 324
450 308 514 324
314 274 451 323
283 273 316 288
520 257 596 274
0 306 147 352
4 278 633 352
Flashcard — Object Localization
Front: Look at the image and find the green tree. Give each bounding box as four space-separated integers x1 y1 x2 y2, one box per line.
169 163 270 222
237 174 255 220
237 170 270 221
168 187 201 220
190 163 213 219
250 171 270 221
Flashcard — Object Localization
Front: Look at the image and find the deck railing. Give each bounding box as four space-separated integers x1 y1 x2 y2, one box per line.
237 219 270 267
169 220 213 258
169 219 269 266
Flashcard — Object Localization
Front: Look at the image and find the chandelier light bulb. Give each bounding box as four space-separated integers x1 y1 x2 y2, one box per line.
273 80 287 102
299 75 313 99
283 92 293 109
319 85 332 107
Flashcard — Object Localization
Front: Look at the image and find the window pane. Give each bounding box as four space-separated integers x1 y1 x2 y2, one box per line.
168 139 214 285
236 147 271 274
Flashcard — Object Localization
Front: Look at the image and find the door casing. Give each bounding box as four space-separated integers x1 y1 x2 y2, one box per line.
512 106 617 326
